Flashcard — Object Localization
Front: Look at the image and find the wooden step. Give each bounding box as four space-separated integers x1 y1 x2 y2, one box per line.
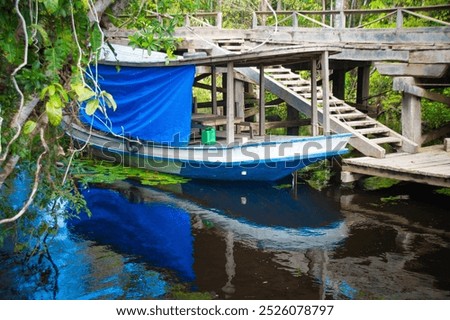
265 68 288 73
220 45 242 52
357 127 391 135
333 112 367 120
328 99 346 106
370 136 402 145
216 39 244 44
290 86 311 94
329 106 356 112
271 73 302 79
345 120 378 127
278 80 310 86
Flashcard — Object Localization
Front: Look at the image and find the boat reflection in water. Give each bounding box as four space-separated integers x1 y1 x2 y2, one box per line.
70 179 348 299
69 186 195 282
178 180 346 250
79 179 347 252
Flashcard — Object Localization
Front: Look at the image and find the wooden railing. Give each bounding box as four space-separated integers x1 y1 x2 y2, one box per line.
251 5 450 29
178 4 450 29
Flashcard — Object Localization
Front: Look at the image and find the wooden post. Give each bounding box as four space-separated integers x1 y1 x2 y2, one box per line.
333 69 346 100
396 8 403 29
226 62 235 144
216 12 222 28
321 52 331 135
311 58 319 136
193 96 198 113
401 92 422 145
211 66 218 115
357 65 370 108
252 12 258 29
286 105 300 135
235 79 245 133
292 12 298 28
259 65 266 136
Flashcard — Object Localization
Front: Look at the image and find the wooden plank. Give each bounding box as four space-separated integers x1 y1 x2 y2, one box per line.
192 114 244 126
394 77 450 105
409 50 450 64
375 63 448 78
343 148 450 179
370 137 402 145
330 106 356 112
333 112 367 119
341 164 450 187
264 119 311 129
343 120 377 127
357 127 390 135
271 73 304 79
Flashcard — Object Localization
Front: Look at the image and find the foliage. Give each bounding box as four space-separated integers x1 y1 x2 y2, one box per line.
0 0 118 259
422 88 450 130
116 0 200 58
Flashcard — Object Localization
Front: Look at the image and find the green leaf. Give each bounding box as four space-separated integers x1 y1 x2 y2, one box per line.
101 91 117 111
42 0 59 14
48 94 63 109
23 120 37 134
60 89 69 102
85 99 100 116
46 102 62 126
31 23 51 47
72 84 95 102
91 24 103 54
48 84 56 96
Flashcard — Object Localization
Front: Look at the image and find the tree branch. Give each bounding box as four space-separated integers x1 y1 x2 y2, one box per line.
87 0 114 24
0 0 33 164
0 96 40 165
0 128 49 225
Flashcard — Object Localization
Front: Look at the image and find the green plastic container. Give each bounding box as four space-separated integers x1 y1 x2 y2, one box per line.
201 127 216 145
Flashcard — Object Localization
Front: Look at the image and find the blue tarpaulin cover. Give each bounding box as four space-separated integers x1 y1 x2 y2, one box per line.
80 64 195 146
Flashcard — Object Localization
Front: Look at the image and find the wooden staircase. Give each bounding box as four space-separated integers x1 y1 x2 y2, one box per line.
205 40 418 158
215 39 245 53
236 65 418 158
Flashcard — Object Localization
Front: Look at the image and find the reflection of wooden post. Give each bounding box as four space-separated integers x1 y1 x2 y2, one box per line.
226 62 235 144
321 51 331 136
221 231 236 296
259 65 265 136
211 66 218 115
311 59 319 136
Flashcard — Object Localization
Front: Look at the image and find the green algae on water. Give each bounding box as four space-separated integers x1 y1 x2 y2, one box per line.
71 159 190 186
363 176 400 191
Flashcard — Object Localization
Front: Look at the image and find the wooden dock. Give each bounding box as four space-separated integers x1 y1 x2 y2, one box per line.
341 144 450 188
106 5 450 187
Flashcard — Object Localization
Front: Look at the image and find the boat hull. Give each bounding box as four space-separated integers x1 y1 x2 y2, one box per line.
65 121 351 181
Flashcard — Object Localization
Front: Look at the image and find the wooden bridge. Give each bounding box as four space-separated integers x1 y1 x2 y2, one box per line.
106 5 450 187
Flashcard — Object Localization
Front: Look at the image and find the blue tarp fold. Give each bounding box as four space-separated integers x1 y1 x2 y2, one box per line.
80 64 195 146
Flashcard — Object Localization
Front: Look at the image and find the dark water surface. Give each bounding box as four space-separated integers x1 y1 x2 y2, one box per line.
1 175 449 299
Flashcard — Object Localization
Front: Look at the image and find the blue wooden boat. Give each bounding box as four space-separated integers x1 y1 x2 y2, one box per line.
66 44 351 181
